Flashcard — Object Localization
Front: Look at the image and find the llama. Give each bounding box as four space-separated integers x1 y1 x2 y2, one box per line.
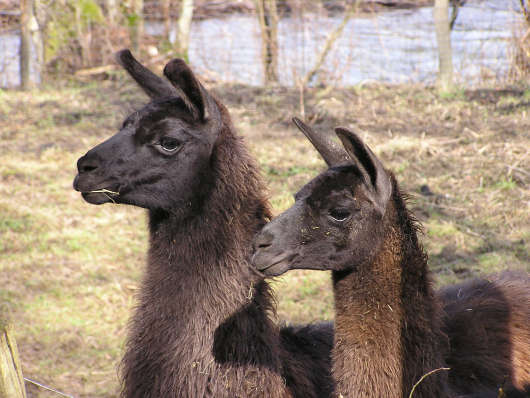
73 51 333 398
252 118 530 398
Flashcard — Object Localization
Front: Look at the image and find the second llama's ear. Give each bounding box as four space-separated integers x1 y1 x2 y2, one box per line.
163 59 221 126
292 117 349 167
335 127 392 217
115 49 177 99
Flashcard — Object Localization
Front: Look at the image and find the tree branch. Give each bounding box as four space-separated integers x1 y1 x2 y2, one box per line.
300 1 358 87
520 0 530 25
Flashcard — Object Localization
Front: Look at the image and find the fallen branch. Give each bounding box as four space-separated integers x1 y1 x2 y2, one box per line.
74 65 116 76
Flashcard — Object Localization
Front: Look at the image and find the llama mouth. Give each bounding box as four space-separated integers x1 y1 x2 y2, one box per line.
252 252 297 277
74 175 121 205
80 188 120 205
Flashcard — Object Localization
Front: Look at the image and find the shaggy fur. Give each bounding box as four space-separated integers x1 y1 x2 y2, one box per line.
74 52 333 398
331 176 451 398
441 272 530 394
252 122 530 397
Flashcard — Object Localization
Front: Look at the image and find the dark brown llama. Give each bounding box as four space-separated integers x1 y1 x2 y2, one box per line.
252 118 530 398
73 52 333 398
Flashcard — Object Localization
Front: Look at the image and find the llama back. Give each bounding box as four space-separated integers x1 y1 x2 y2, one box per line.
440 270 530 393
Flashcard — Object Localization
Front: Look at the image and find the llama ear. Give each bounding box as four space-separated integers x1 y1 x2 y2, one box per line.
115 49 177 99
335 127 392 216
292 117 349 167
163 59 221 125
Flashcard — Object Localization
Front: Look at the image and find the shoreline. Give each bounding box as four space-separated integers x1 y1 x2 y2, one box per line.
0 0 435 31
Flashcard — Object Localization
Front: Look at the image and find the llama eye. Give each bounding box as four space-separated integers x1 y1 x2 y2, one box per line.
159 137 181 152
329 208 351 222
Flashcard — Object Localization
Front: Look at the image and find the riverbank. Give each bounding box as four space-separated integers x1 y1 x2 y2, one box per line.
0 74 528 396
145 0 434 20
0 0 436 31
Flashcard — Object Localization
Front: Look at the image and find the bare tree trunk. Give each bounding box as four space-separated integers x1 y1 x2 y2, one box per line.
102 0 120 61
176 0 194 61
514 0 530 80
20 0 35 90
107 0 119 25
434 0 453 90
131 0 144 53
255 0 279 85
32 0 43 74
20 0 42 89
162 0 172 40
75 3 88 67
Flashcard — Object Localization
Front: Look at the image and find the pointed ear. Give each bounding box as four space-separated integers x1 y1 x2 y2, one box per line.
292 117 349 167
163 59 221 125
115 49 177 99
335 127 392 216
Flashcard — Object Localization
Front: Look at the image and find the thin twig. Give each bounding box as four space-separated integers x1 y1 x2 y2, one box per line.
408 367 450 398
520 0 530 24
89 188 119 195
89 188 119 204
506 165 530 177
449 0 466 30
24 377 75 398
300 1 358 87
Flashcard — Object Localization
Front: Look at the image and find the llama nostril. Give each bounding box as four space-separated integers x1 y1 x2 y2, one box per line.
77 155 99 174
81 164 98 173
254 231 274 251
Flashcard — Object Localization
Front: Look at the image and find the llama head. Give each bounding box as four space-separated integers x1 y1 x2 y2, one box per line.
73 50 223 214
252 118 392 276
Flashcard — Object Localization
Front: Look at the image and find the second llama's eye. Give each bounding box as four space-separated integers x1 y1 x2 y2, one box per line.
329 208 351 222
159 137 181 152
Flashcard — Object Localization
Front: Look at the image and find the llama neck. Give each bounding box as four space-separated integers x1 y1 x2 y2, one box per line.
144 202 266 324
121 132 287 397
331 210 450 398
142 129 270 325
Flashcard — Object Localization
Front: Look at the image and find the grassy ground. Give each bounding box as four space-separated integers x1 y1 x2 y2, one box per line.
0 72 528 397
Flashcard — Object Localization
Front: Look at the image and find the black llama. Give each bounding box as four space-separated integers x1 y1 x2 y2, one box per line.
252 118 530 398
74 52 333 398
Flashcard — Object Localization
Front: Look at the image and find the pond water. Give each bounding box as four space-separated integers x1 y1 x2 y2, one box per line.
0 0 525 88
0 29 40 88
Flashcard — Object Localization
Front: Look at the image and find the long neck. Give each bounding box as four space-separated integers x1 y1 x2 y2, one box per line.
120 127 288 398
331 192 450 398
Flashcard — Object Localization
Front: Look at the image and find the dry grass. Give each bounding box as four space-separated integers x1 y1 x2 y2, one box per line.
0 73 528 397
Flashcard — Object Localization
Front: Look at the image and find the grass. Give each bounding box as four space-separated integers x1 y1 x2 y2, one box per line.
0 73 528 397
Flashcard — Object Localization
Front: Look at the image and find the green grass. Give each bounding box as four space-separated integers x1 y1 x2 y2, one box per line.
492 176 518 191
437 86 466 101
0 75 528 397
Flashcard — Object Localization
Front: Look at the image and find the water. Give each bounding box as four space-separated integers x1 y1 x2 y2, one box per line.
152 0 526 86
1 0 525 88
0 28 40 88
